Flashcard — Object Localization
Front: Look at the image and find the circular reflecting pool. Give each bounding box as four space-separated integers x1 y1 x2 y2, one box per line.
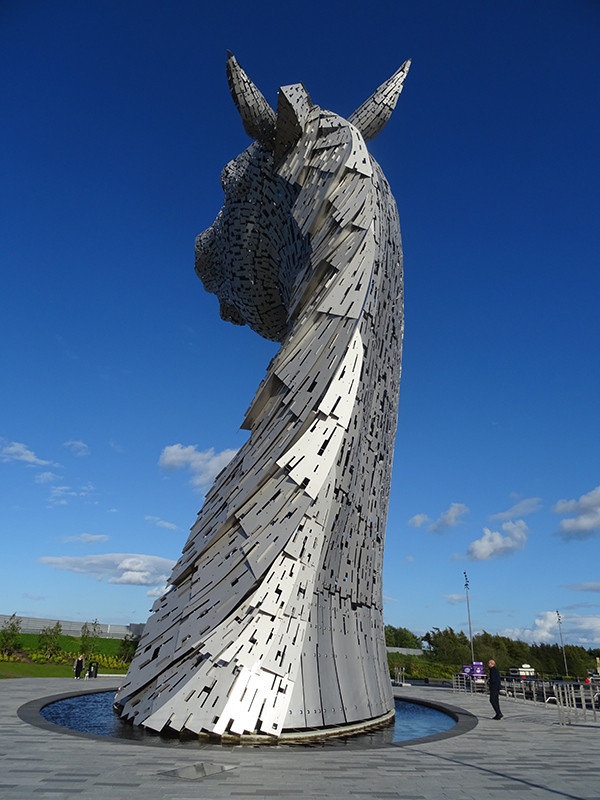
40 691 456 748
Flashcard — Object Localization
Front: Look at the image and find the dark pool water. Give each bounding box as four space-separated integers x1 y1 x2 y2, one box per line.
40 692 455 747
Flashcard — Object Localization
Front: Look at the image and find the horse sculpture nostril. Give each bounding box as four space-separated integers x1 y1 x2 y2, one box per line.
193 142 304 343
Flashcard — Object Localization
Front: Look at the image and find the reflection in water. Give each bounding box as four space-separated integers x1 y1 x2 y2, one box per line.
40 692 455 748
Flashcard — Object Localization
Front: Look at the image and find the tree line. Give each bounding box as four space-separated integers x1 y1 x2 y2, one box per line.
385 624 600 679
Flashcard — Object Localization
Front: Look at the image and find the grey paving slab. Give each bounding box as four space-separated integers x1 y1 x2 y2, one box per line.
0 678 599 800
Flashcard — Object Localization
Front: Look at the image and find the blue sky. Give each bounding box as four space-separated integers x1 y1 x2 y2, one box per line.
1 0 599 647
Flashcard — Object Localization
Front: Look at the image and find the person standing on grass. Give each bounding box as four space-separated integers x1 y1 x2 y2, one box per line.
73 654 85 679
488 659 503 719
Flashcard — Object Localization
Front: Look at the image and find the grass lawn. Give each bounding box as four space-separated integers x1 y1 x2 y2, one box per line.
19 633 124 657
0 661 127 679
0 661 75 678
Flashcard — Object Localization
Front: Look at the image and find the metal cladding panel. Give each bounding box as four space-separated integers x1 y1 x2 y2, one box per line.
354 604 387 719
283 618 324 730
314 592 345 727
116 54 406 738
284 654 309 729
330 600 372 723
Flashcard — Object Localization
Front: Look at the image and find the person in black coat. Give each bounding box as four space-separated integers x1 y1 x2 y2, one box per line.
73 654 85 679
488 659 503 719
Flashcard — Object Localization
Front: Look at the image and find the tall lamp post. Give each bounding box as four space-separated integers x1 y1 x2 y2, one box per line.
557 610 569 677
464 571 475 664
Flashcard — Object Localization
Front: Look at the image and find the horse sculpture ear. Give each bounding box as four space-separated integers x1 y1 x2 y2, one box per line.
226 51 277 150
274 83 313 164
348 60 411 142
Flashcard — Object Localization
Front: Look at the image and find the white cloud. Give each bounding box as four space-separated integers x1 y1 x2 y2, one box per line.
489 497 542 521
383 595 398 603
429 503 469 533
564 582 600 593
63 440 90 457
23 593 45 601
159 444 238 491
145 515 177 530
38 553 176 586
408 513 430 528
552 485 600 541
501 610 557 643
107 508 118 513
48 485 77 506
47 483 95 506
34 471 59 484
62 533 110 543
109 438 124 453
444 594 466 605
408 504 469 533
0 439 54 466
466 519 528 560
502 610 600 645
405 555 414 562
147 585 170 598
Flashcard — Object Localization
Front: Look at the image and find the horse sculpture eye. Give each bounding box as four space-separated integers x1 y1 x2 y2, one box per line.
230 179 251 198
115 54 410 741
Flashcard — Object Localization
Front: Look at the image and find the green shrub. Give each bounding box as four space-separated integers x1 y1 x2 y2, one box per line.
79 620 101 658
0 653 19 663
20 632 126 658
117 634 140 662
0 614 22 656
38 621 63 661
387 651 456 680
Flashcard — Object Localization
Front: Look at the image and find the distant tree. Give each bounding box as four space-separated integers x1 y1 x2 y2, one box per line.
564 645 595 679
423 627 471 666
117 634 140 663
504 637 531 669
0 614 22 656
385 625 422 649
38 621 63 661
79 618 101 657
528 642 595 678
472 631 502 668
530 643 563 676
587 647 600 663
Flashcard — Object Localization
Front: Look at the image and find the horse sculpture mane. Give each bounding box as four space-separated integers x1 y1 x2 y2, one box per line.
115 54 409 739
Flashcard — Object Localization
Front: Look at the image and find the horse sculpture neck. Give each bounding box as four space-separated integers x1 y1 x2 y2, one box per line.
115 57 407 740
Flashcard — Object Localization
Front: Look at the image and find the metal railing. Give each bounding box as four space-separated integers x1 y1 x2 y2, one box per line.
500 677 557 704
554 682 600 725
452 673 486 694
394 665 406 685
452 673 600 725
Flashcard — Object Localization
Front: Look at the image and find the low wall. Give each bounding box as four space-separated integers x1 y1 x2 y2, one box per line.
0 614 144 640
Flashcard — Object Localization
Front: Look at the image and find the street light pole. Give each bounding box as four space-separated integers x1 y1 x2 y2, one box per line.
557 610 569 677
464 571 475 664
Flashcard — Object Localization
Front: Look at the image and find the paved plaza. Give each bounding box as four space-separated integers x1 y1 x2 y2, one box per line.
0 677 599 800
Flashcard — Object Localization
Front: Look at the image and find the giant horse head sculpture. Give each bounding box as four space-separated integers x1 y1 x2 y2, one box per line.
195 53 409 342
115 55 410 740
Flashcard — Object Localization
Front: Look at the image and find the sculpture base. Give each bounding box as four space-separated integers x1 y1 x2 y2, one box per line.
194 708 396 744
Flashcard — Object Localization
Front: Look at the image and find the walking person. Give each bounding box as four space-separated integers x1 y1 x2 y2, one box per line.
73 654 85 679
488 659 503 719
